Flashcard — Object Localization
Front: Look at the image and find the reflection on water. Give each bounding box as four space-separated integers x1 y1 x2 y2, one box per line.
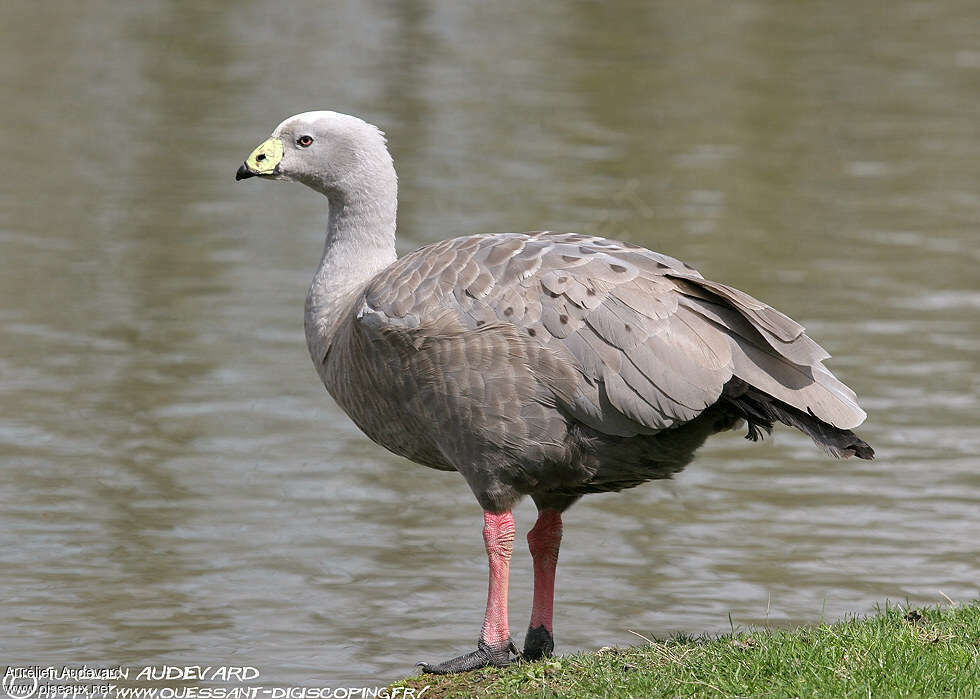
1 0 978 685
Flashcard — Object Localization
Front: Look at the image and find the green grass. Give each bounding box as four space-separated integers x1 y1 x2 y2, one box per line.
393 602 980 698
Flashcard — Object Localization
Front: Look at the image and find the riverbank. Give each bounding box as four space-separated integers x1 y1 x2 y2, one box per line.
393 602 979 697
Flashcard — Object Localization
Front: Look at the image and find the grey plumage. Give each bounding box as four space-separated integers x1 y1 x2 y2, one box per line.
236 109 873 514
237 111 873 672
318 230 872 511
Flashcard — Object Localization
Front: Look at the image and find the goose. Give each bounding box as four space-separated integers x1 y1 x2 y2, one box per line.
235 111 873 674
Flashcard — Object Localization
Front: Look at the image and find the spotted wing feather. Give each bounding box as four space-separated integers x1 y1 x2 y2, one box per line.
357 231 866 454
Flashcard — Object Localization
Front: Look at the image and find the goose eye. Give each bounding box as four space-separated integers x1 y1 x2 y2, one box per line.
297 135 314 147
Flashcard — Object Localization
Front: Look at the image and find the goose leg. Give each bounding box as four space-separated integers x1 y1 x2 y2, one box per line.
523 508 562 660
419 510 517 674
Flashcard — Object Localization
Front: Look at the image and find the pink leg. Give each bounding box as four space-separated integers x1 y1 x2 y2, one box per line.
481 510 516 647
524 508 562 660
419 510 516 674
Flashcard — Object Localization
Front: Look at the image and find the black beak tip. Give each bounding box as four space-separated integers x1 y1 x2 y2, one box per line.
236 164 254 181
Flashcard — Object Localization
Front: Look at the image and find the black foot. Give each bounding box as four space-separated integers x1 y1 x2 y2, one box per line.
418 638 518 675
522 625 554 661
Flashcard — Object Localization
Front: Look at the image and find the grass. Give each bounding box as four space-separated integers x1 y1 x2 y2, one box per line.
392 602 980 698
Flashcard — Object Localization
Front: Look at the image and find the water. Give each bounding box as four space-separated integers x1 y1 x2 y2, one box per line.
1 0 978 686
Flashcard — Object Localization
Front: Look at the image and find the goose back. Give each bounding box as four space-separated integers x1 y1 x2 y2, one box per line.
317 231 865 508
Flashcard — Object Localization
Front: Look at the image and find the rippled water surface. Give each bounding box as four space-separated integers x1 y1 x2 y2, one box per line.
2 0 978 686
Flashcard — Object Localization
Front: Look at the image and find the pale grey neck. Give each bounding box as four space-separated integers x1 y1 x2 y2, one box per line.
305 180 398 363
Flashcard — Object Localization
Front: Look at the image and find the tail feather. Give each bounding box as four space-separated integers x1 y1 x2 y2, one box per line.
723 379 874 459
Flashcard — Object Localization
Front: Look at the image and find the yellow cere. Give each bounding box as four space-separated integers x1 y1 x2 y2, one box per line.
245 137 284 175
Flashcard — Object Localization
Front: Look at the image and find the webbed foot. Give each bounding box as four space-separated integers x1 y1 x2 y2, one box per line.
418 638 518 674
522 625 554 661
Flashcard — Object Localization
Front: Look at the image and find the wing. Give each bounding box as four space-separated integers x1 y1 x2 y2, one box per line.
358 231 866 440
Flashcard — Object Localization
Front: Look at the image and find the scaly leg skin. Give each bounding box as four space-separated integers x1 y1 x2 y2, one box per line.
418 511 518 674
523 508 562 661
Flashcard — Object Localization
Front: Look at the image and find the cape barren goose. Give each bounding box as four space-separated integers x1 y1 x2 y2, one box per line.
235 111 873 674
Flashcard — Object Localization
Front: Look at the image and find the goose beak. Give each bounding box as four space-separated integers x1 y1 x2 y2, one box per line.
236 136 283 181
